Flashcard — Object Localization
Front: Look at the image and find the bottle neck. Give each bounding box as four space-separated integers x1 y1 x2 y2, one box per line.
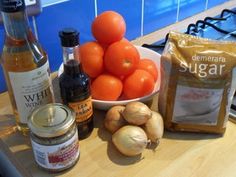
1 10 30 40
62 45 82 75
62 45 80 64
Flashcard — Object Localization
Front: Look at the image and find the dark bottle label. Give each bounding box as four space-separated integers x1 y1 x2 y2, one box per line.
0 0 25 12
68 96 93 123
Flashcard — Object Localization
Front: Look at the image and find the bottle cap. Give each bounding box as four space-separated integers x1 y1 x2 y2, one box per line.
0 0 25 12
59 28 80 47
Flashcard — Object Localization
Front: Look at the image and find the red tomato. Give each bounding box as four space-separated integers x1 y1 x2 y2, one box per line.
80 41 104 57
123 69 155 99
92 11 126 45
79 41 104 78
104 40 140 77
137 58 158 81
91 74 123 101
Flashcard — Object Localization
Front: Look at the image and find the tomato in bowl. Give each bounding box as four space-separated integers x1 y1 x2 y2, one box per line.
58 46 161 110
92 46 161 110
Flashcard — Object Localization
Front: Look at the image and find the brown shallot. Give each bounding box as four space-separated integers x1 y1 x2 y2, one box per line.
143 111 164 143
104 105 126 133
122 101 152 125
112 125 148 156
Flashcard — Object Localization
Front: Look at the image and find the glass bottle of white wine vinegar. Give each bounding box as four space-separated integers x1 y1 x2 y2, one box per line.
0 0 54 135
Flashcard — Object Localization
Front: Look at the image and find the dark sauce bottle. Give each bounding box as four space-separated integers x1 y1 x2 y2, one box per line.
58 28 94 139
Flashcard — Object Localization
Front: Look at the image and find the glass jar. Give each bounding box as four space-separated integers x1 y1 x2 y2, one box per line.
28 103 80 172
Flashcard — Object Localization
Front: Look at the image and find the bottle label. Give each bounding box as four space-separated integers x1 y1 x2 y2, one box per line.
31 130 79 170
9 61 54 124
68 96 93 123
0 0 25 12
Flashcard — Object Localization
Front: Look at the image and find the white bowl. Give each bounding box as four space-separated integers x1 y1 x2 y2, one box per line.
58 45 161 110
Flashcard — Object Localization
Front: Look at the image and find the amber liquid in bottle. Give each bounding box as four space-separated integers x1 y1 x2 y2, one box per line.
59 29 94 139
0 2 54 135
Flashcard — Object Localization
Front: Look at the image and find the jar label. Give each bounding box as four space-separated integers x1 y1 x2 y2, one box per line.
31 130 79 170
9 61 54 124
69 96 93 123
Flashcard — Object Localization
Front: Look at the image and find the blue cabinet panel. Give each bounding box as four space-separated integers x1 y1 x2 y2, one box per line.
0 66 6 93
0 0 231 93
143 0 178 35
207 0 228 9
179 0 206 21
0 25 4 55
0 24 5 93
96 0 142 41
35 0 95 72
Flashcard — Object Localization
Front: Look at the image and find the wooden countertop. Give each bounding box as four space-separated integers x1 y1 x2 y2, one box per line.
1 77 236 177
2 2 236 173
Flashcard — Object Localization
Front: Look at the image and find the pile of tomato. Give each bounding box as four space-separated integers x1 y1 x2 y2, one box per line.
79 11 159 101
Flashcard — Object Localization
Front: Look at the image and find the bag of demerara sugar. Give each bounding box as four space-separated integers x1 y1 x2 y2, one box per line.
159 31 236 134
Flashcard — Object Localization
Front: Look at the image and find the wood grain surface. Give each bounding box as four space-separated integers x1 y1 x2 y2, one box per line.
1 84 236 177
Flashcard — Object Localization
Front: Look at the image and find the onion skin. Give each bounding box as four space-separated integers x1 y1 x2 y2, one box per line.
104 106 126 133
122 101 152 125
144 111 164 143
112 125 148 156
